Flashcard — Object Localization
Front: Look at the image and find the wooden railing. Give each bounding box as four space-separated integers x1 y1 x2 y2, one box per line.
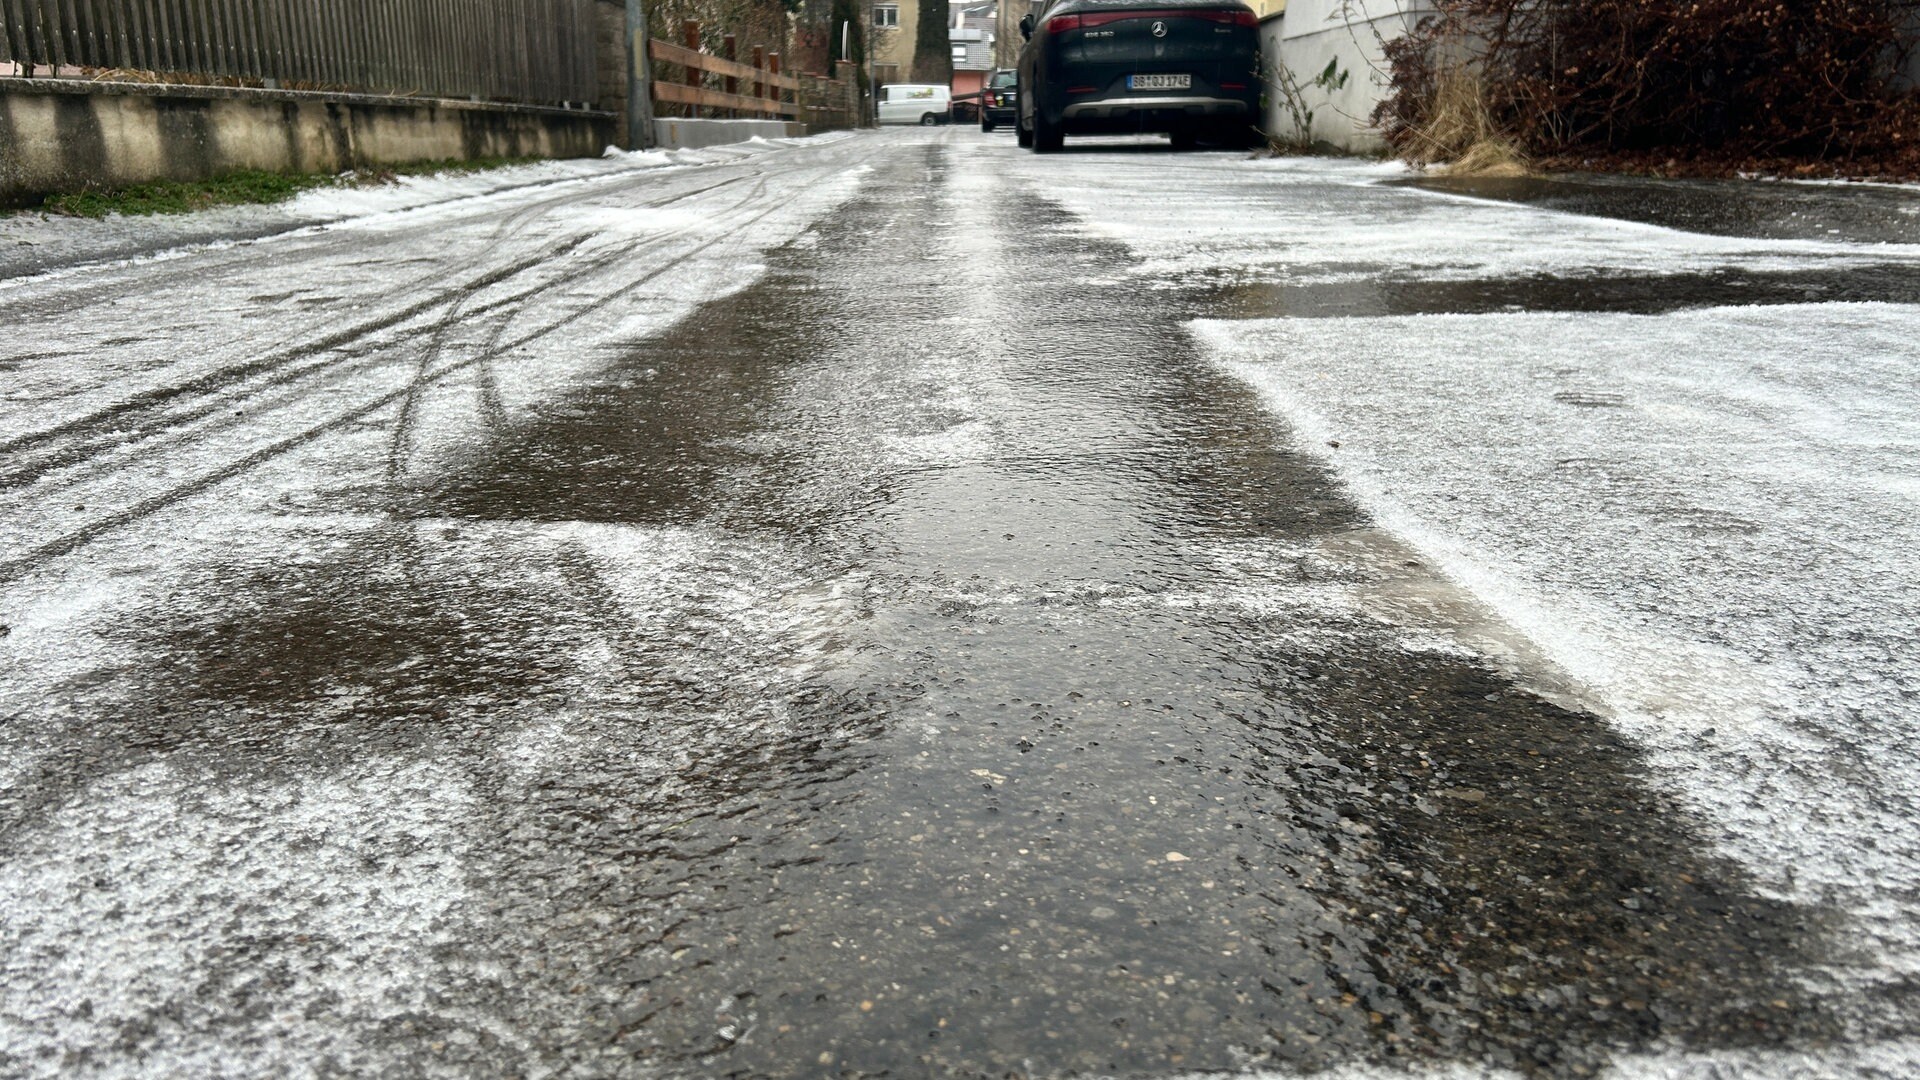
648 22 799 120
0 0 599 108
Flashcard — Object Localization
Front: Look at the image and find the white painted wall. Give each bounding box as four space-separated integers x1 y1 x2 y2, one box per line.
1260 0 1431 151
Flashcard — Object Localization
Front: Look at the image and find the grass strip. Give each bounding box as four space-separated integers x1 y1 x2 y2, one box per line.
26 157 552 219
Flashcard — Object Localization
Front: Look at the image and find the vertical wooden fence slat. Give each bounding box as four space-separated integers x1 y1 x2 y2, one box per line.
202 0 221 76
129 0 152 70
235 0 259 81
375 0 395 94
347 0 363 91
252 0 272 81
444 0 461 98
51 0 71 68
295 0 320 87
287 0 303 83
336 0 354 90
0 0 610 104
153 0 174 71
523 0 536 102
422 0 435 95
215 0 236 77
25 0 51 70
84 0 104 67
486 0 501 99
182 0 202 75
186 0 208 75
323 0 344 88
172 0 193 74
145 0 170 71
268 0 285 82
80 0 103 67
103 0 128 69
525 0 539 101
385 0 406 95
1 0 23 68
156 0 177 72
517 0 533 103
275 0 296 85
242 0 260 79
64 0 89 68
365 0 383 93
387 0 403 95
303 0 323 86
28 0 54 69
348 0 367 91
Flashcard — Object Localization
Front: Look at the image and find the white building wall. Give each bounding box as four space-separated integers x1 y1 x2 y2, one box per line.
1260 0 1431 151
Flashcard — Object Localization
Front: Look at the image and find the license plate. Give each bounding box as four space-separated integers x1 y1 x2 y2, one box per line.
1129 73 1191 90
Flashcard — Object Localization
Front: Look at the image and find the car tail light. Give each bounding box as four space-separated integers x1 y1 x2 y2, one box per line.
1046 13 1081 33
1066 85 1099 95
1075 8 1258 29
1220 82 1247 91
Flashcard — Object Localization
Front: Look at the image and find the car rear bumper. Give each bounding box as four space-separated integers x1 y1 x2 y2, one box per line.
1061 95 1250 122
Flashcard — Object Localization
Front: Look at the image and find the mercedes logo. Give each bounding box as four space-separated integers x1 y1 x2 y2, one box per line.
1151 20 1167 36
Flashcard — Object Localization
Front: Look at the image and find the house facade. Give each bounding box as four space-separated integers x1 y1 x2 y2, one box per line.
870 0 997 96
868 0 922 87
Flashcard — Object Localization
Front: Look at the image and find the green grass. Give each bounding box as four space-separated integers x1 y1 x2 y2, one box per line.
26 156 553 219
38 169 337 218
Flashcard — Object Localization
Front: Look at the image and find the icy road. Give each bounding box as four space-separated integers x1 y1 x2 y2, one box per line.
3 129 1920 1079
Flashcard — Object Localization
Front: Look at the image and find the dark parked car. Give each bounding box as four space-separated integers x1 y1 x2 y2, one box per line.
981 69 1018 132
1016 0 1261 152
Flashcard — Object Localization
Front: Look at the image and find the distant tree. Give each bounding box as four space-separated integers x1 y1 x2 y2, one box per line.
910 0 953 84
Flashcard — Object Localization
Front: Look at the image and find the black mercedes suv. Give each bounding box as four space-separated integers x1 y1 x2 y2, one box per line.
1016 0 1261 152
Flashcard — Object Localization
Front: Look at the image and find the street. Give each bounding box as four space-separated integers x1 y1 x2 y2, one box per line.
3 129 1919 1078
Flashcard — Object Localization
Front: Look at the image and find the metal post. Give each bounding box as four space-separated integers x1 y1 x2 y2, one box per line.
625 0 654 148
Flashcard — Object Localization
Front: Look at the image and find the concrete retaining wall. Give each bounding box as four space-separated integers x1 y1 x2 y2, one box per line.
0 80 616 207
652 117 806 149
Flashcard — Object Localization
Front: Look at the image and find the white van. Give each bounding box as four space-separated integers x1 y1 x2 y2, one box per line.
878 84 951 126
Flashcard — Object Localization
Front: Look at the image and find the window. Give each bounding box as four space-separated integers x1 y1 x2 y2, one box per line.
952 45 968 63
874 4 899 27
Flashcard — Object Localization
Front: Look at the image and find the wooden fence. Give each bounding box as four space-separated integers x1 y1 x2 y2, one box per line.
0 0 599 107
649 22 798 120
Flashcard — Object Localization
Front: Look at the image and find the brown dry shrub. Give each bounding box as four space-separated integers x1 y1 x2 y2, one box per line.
1377 0 1920 176
1397 64 1530 175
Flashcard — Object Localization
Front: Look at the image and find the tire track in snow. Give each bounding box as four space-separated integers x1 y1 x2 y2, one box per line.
0 161 846 585
0 176 754 484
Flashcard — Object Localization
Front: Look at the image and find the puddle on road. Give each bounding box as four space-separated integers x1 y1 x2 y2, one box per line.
1197 264 1920 319
43 143 1867 1078
1399 172 1920 244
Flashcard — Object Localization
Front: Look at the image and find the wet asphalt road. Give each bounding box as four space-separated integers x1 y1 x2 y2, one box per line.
3 131 1918 1078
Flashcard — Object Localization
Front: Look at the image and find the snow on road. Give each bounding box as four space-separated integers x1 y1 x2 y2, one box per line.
0 134 873 1077
987 142 1920 1069
6 129 1920 1077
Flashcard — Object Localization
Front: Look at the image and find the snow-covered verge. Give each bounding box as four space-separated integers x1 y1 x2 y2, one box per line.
0 135 852 282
